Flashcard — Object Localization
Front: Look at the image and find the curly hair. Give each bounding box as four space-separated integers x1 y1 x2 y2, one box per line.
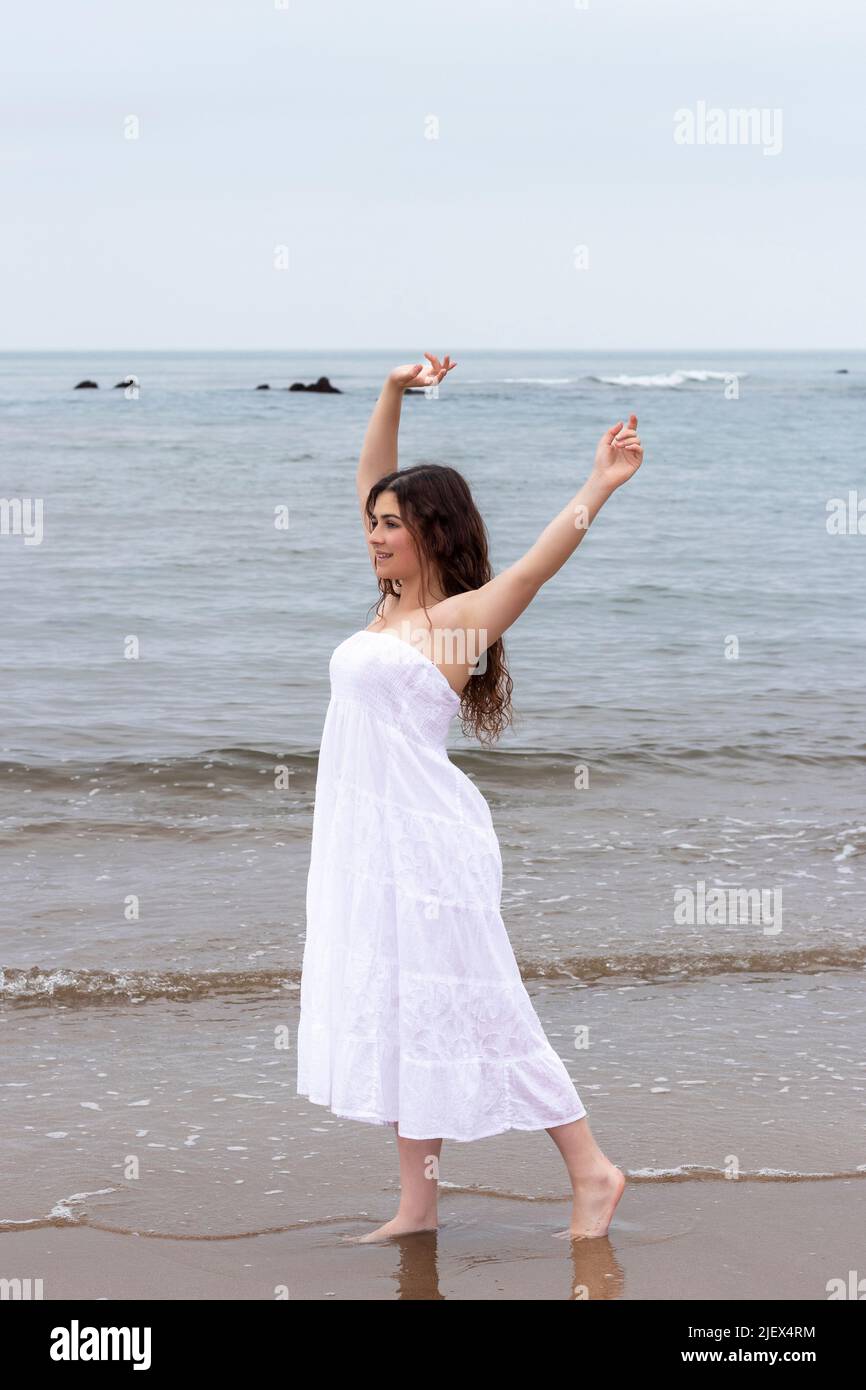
364 463 513 745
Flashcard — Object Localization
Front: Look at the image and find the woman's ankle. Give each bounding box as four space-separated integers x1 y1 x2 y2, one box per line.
397 1197 438 1223
570 1155 618 1186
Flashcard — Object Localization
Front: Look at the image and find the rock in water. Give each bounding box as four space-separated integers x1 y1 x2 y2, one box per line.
256 383 271 390
74 380 99 389
286 377 342 393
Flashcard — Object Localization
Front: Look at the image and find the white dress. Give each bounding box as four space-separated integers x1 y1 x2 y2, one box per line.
296 627 587 1142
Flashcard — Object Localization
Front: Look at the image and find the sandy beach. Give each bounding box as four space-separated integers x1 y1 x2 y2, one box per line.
2 1175 862 1301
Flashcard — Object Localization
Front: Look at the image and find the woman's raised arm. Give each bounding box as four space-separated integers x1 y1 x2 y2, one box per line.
356 353 456 529
451 415 644 650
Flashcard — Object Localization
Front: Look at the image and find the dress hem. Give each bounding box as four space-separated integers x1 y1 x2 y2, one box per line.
297 1088 587 1144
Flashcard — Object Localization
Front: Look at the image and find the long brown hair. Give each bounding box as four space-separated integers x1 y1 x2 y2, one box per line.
365 464 513 745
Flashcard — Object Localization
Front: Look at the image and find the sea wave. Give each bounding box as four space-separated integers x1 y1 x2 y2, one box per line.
591 369 748 388
3 1164 864 1233
456 371 748 389
3 944 864 1006
5 1163 864 1233
2 740 865 806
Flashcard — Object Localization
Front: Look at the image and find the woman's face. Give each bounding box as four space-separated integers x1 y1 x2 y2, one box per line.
367 491 417 581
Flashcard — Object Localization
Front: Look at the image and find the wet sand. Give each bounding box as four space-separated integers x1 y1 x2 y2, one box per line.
2 1178 862 1301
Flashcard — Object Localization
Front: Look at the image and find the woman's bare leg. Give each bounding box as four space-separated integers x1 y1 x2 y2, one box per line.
546 1114 626 1239
343 1126 442 1243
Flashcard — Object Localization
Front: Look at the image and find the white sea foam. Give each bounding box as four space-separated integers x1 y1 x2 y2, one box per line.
592 369 748 388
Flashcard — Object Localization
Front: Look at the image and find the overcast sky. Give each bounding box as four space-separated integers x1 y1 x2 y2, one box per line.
1 0 861 351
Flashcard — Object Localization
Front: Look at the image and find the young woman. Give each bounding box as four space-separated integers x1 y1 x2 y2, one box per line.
296 352 643 1243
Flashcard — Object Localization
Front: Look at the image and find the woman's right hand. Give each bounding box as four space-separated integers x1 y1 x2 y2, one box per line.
388 352 457 390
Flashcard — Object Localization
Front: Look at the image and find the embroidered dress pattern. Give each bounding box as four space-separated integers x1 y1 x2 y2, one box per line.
296 628 587 1142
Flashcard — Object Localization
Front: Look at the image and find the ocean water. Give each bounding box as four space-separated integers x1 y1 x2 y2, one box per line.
2 349 865 1235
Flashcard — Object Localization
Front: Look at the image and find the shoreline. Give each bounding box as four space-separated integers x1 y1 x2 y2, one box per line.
1 1179 861 1301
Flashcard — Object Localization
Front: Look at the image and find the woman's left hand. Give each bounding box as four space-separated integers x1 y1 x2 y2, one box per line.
592 414 644 490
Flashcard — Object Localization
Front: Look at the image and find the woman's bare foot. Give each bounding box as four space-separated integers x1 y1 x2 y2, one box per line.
341 1210 438 1244
558 1161 626 1240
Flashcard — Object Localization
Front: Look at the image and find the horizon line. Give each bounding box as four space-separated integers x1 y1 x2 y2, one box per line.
0 347 860 356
